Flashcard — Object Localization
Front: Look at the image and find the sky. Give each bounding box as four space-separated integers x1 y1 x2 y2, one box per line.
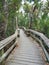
19 0 47 13
21 0 47 4
21 0 25 4
41 0 47 2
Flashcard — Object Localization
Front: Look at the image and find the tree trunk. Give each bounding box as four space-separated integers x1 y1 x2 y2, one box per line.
28 13 32 29
0 0 8 40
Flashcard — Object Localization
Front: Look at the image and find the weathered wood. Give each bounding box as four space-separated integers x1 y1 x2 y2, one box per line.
29 29 49 48
0 34 16 50
26 29 49 62
5 30 45 65
22 27 49 62
0 31 18 63
0 40 17 63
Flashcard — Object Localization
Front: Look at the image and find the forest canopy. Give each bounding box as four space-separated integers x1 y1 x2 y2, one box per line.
0 0 49 40
18 0 49 38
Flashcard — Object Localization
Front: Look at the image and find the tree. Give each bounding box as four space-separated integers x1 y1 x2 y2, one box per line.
0 0 8 40
23 2 33 28
17 12 29 28
23 0 49 38
6 0 22 37
0 0 22 40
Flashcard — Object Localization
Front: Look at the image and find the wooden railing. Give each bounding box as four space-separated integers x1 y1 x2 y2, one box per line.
0 30 18 64
23 27 49 62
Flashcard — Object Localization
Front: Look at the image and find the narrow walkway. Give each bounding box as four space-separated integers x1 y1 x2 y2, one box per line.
5 29 45 65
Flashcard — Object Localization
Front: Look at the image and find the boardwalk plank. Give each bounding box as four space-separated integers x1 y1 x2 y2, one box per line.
5 29 45 65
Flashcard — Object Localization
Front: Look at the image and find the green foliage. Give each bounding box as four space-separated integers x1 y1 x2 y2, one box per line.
18 13 29 28
6 18 16 36
23 0 49 38
6 0 22 37
0 1 4 22
0 0 49 39
23 2 31 13
0 0 22 39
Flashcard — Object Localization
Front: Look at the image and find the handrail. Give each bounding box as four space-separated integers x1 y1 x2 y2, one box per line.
29 29 49 48
28 29 49 62
0 34 16 50
0 30 18 63
23 27 49 62
22 27 27 32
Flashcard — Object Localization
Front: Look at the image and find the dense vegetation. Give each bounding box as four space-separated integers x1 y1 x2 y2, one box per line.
18 0 49 38
0 0 21 40
0 0 49 41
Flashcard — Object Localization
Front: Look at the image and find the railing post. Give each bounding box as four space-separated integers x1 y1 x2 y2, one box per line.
0 49 5 65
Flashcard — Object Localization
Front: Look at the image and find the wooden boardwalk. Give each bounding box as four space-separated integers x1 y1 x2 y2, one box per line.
5 30 45 65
